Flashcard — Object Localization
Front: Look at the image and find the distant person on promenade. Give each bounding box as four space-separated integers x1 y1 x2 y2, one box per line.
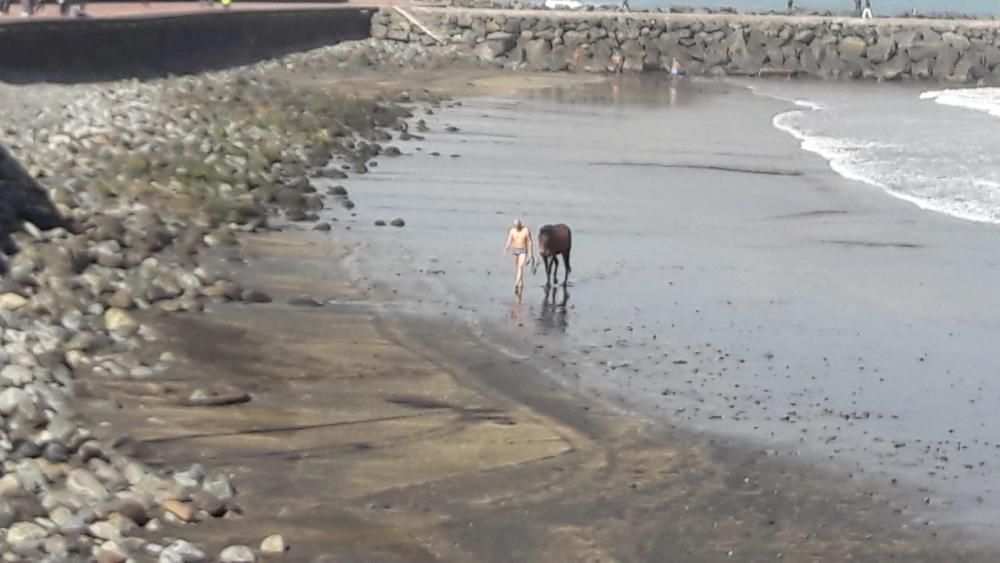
852 0 861 15
503 219 534 295
19 0 32 17
0 0 10 14
786 0 793 13
861 0 873 18
221 0 232 9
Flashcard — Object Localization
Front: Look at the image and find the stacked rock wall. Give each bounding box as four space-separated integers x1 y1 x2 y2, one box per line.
0 8 373 84
373 8 1000 82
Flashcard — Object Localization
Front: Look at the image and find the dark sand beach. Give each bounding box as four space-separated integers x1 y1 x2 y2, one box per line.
82 227 1000 562
65 72 1000 561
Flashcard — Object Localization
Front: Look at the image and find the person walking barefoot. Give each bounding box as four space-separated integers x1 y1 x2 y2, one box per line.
503 219 534 295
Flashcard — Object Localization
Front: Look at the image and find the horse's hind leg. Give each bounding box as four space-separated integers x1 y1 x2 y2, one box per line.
562 250 571 286
544 256 554 287
552 259 560 287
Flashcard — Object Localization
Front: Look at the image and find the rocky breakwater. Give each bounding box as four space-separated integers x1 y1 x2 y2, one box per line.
373 8 1000 83
0 40 435 561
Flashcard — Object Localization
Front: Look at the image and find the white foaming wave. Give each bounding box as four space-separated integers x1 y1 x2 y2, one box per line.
920 87 1000 119
746 83 825 111
772 104 1000 225
771 108 883 188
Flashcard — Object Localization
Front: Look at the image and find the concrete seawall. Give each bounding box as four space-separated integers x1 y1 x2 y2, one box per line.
0 7 373 83
374 7 1000 83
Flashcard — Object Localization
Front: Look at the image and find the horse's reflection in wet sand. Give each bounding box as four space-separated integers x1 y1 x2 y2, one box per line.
538 285 570 332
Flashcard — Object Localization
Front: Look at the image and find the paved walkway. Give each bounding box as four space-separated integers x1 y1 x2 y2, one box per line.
410 5 1000 29
0 0 404 22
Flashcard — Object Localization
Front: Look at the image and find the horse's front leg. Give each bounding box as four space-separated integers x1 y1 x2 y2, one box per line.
544 256 554 287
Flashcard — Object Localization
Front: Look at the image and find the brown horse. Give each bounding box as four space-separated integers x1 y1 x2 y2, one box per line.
537 224 572 287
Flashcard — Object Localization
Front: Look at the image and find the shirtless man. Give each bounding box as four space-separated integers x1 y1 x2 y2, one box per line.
503 219 534 294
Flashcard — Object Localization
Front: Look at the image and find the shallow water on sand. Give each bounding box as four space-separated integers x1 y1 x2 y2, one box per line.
334 75 1000 534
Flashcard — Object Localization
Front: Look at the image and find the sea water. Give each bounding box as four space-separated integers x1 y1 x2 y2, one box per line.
749 81 1000 224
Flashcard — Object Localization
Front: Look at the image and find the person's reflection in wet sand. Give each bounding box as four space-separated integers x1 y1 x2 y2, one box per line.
510 290 523 326
538 285 570 332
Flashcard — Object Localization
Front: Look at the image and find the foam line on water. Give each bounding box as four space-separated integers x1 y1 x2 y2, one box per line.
921 87 1000 119
762 90 1000 225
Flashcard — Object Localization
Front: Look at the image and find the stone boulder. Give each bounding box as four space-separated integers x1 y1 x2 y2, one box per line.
877 54 909 81
950 53 983 82
942 31 971 51
838 36 868 59
931 46 960 79
907 40 948 62
982 46 1000 70
522 39 554 70
866 37 896 64
475 32 517 60
911 57 932 79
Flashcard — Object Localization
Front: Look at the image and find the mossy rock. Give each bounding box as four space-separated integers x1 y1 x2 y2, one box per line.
304 195 324 211
204 198 267 226
261 143 283 163
275 188 307 209
125 154 151 174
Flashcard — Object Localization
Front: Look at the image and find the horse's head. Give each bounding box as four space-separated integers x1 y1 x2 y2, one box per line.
538 225 554 256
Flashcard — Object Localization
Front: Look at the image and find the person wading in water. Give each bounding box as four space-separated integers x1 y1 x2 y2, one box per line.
503 219 534 295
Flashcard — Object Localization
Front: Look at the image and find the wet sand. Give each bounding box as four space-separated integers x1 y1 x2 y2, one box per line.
79 229 1000 561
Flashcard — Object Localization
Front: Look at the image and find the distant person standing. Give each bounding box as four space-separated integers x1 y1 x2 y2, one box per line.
619 0 630 12
221 0 231 9
852 0 862 15
19 0 32 17
611 52 624 74
0 0 10 14
861 0 873 18
503 219 534 295
786 0 793 13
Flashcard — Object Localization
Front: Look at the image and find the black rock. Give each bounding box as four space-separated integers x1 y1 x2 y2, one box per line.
285 208 308 222
390 218 406 228
240 289 272 304
42 442 69 463
312 222 332 232
374 220 386 227
288 296 324 307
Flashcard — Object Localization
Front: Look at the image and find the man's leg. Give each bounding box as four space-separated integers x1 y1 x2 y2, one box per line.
515 253 527 291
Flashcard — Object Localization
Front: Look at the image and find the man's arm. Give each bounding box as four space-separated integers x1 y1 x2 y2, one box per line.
502 229 512 254
527 231 535 258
